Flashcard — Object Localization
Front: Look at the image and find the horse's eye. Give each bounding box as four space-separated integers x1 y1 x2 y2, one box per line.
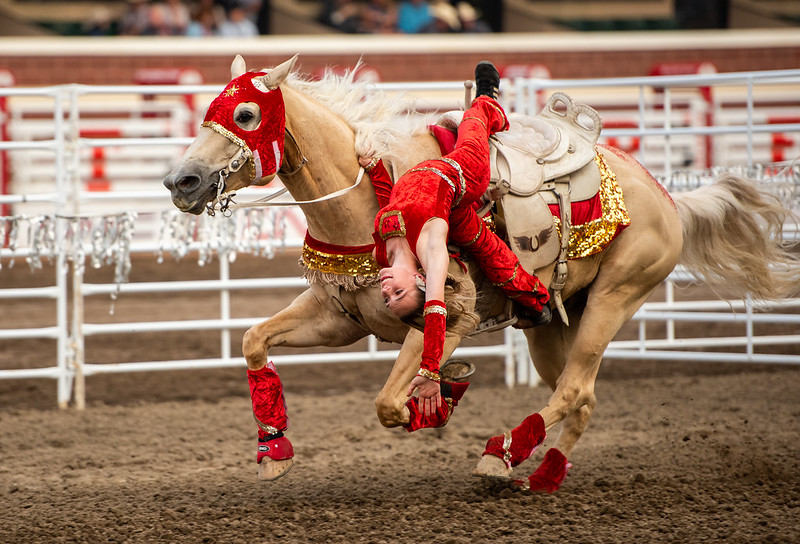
237 111 253 123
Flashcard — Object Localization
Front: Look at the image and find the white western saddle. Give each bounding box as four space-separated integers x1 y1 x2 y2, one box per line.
436 92 603 326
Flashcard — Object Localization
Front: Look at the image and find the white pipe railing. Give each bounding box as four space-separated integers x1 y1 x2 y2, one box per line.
1 69 799 408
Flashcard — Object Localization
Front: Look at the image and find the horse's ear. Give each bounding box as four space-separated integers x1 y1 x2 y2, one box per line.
231 54 247 79
259 54 299 90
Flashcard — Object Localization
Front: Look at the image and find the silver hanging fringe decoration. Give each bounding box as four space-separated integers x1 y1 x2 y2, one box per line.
1 212 137 299
156 207 292 265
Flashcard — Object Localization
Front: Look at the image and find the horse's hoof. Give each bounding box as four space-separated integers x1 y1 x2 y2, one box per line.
472 454 512 480
257 457 294 481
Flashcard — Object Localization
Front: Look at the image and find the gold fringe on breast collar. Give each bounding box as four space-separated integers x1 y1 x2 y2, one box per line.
299 237 380 291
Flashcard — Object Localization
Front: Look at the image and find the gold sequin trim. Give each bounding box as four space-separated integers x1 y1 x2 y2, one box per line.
417 368 442 382
462 115 488 131
301 243 380 277
201 121 256 183
377 210 406 240
463 219 484 246
423 304 447 317
554 151 631 259
434 157 467 207
254 414 279 435
409 165 464 208
482 213 496 233
492 262 519 287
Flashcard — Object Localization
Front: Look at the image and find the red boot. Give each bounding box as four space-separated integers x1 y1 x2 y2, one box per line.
482 413 546 468
257 431 294 463
513 448 571 493
404 381 470 432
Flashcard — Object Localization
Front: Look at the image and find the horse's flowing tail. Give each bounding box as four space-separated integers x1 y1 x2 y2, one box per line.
673 174 800 300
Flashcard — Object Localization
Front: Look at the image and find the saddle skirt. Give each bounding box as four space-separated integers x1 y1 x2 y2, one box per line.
433 92 608 273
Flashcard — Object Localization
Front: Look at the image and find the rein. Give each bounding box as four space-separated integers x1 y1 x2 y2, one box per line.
206 127 365 216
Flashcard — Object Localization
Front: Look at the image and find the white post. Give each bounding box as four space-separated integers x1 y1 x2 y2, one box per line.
53 87 72 408
219 251 231 362
503 327 515 388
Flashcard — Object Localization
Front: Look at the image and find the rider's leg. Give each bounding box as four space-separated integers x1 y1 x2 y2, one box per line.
449 209 550 312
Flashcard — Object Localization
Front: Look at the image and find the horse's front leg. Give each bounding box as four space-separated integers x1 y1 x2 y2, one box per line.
374 329 462 428
242 286 369 481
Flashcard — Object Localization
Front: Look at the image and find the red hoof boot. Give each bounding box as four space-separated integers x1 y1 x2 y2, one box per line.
482 413 546 468
513 448 571 493
403 381 470 432
257 432 294 463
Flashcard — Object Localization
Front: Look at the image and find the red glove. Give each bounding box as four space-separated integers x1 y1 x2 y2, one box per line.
419 300 447 380
404 381 470 432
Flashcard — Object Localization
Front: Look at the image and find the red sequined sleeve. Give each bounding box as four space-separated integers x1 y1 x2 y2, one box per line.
364 159 393 208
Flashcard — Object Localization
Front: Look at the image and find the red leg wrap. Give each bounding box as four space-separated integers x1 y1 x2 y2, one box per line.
482 413 546 468
248 361 288 433
513 448 571 493
403 381 469 432
248 362 292 463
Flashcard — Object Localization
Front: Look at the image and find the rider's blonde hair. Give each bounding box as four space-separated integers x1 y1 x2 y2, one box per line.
401 263 480 337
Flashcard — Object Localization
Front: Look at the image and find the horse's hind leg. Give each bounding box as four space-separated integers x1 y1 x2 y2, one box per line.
242 285 370 481
474 282 659 491
528 308 594 458
472 304 582 486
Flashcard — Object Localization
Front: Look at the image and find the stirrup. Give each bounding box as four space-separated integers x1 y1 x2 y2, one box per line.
440 359 476 383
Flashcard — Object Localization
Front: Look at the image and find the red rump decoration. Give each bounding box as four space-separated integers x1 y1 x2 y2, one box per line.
203 71 287 180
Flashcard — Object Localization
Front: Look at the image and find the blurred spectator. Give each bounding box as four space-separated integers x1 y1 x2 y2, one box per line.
470 0 501 32
255 0 271 34
423 1 460 32
186 4 219 36
218 2 260 36
142 3 173 35
397 0 432 33
675 0 729 29
361 0 397 34
456 1 490 33
119 0 152 35
320 0 362 33
163 0 191 34
84 7 113 36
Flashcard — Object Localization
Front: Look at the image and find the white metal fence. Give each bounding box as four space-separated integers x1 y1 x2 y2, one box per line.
1 69 799 408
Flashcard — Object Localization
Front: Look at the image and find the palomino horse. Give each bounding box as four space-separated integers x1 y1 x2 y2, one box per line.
163 56 799 490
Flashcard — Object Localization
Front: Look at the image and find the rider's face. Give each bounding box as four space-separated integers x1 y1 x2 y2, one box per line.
379 266 424 318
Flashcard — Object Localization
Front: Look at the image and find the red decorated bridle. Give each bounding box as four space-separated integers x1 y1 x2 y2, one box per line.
201 71 367 217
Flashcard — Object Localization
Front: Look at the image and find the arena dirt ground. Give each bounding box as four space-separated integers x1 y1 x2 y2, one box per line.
1 253 799 543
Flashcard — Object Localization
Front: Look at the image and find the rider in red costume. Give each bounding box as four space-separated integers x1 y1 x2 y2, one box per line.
361 61 551 432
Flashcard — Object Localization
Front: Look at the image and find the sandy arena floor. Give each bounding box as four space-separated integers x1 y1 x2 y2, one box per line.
1 254 798 543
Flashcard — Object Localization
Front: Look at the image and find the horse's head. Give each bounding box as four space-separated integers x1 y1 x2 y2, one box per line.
163 54 298 214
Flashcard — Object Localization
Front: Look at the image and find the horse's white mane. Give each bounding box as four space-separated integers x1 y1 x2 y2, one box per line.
285 63 435 166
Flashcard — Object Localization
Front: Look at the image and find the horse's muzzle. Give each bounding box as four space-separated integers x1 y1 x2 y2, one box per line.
163 169 212 215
